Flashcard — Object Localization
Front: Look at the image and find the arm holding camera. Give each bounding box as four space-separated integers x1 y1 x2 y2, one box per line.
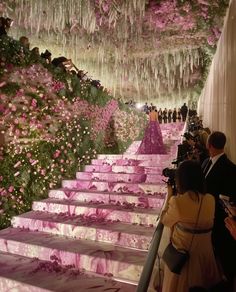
225 217 236 240
221 195 236 240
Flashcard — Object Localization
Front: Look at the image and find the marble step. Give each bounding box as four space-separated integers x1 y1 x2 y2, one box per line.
12 211 155 250
91 158 171 167
97 154 171 162
76 172 164 184
160 122 184 130
49 189 165 208
62 179 166 194
0 252 136 292
84 164 163 174
32 199 160 226
76 172 148 183
0 228 147 282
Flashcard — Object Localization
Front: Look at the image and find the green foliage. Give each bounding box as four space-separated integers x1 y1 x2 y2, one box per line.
25 92 44 107
0 82 20 96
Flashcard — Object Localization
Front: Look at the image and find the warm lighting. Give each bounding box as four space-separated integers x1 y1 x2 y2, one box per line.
136 103 143 109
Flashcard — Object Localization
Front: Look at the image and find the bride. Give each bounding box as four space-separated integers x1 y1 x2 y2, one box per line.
136 106 166 154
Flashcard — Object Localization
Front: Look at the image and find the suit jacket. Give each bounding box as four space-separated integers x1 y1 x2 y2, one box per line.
202 154 236 279
202 154 236 202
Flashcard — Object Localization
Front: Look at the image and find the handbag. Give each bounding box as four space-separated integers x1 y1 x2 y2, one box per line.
162 242 189 274
162 195 203 274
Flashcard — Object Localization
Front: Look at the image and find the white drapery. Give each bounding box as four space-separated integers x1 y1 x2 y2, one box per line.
198 0 236 163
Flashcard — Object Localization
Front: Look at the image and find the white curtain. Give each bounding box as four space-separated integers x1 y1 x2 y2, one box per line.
198 0 236 163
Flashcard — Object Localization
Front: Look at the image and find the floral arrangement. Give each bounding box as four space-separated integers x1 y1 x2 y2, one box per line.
0 37 146 229
103 108 146 153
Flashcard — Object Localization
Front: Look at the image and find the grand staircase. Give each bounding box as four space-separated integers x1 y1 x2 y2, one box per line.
0 123 184 292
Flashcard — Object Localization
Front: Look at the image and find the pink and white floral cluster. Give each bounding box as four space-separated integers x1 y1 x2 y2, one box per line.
94 0 227 46
145 0 224 45
0 64 119 145
112 109 147 143
8 65 65 94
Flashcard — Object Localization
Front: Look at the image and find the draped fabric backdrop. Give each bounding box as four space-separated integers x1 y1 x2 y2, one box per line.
198 0 236 163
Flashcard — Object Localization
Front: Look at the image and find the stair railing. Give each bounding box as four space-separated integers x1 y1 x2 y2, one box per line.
136 219 164 292
136 182 174 292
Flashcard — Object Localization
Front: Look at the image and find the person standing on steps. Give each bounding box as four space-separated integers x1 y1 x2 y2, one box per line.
136 106 166 154
180 103 188 122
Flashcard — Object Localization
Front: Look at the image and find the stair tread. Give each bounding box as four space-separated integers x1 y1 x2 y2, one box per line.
0 251 136 292
35 198 161 214
63 179 165 185
52 188 166 197
13 211 156 236
0 228 148 264
77 171 162 176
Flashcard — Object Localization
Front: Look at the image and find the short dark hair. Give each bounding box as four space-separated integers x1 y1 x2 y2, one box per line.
41 49 51 59
176 160 205 195
208 131 226 149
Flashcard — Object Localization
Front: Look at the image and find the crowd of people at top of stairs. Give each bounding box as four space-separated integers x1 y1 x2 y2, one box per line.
142 102 189 123
125 100 189 123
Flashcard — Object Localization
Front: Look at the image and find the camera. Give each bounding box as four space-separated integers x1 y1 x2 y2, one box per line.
219 195 236 219
183 132 198 142
162 167 177 195
162 167 176 184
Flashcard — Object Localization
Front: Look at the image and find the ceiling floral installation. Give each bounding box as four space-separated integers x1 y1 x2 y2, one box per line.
2 0 229 103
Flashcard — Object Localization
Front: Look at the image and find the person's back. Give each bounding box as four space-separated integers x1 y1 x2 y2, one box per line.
161 160 221 292
136 106 165 154
181 103 188 113
181 103 188 121
149 110 158 122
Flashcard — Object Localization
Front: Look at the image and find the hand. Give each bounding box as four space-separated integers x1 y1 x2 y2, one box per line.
225 217 236 240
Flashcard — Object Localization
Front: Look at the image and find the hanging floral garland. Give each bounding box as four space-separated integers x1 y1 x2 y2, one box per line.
1 0 229 102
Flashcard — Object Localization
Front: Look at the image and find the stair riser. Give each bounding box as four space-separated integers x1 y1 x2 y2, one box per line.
76 172 164 183
84 165 146 174
62 180 166 194
49 190 165 209
12 217 152 250
32 201 158 225
91 159 172 167
0 238 144 282
85 165 163 174
76 172 147 183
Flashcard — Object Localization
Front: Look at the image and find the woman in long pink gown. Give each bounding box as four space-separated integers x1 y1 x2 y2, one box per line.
137 106 166 154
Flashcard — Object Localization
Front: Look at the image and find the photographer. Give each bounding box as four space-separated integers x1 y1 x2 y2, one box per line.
161 160 221 292
174 114 209 166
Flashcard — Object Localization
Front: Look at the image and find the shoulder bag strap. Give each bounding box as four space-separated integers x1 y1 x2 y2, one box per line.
188 194 203 252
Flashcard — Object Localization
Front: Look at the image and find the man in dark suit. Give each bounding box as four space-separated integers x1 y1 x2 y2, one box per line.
202 131 236 290
180 103 188 121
